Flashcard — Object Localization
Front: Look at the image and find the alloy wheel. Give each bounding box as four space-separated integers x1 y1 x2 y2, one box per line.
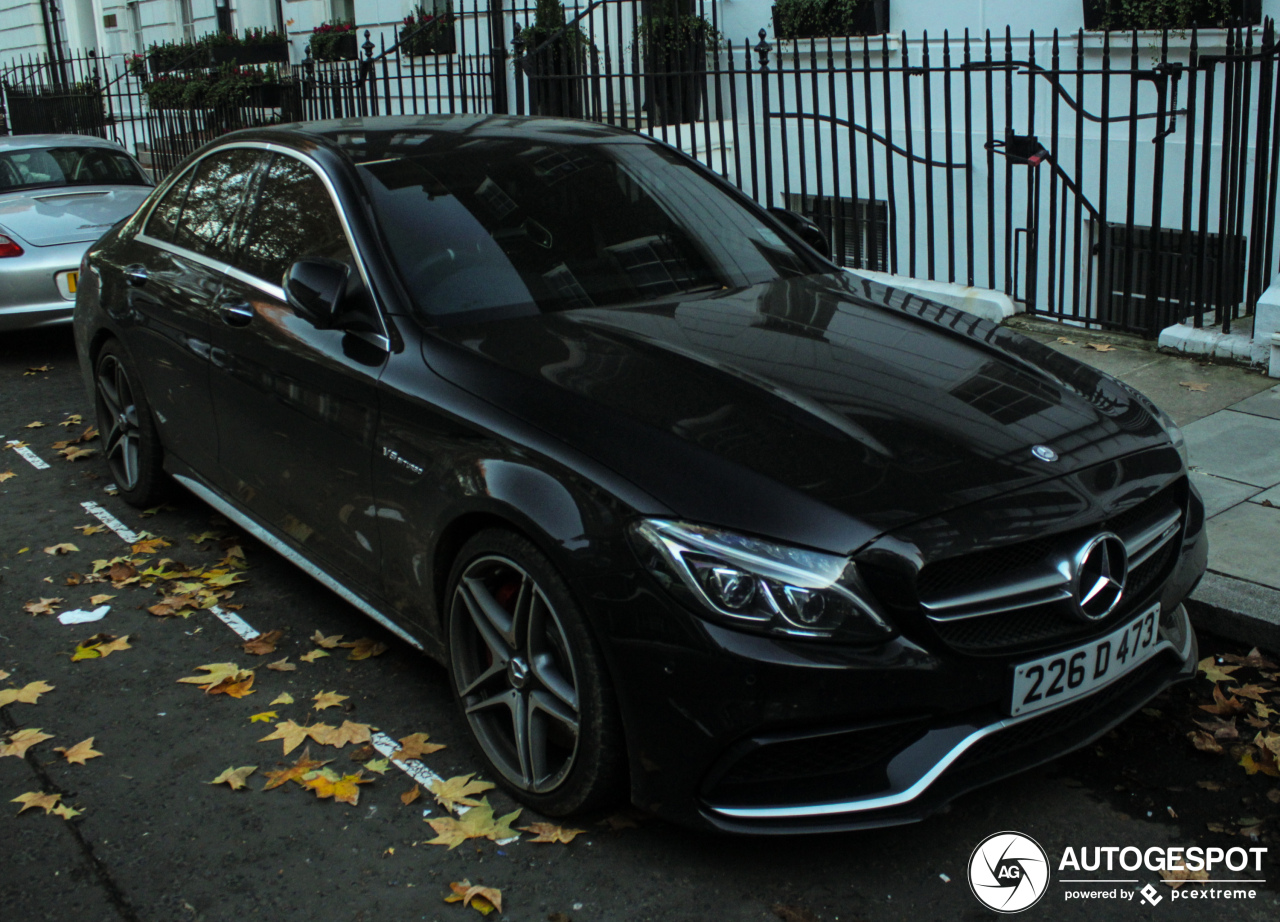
96 353 142 491
449 555 582 794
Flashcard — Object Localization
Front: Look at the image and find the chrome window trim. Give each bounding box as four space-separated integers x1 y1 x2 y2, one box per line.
706 607 1193 820
133 140 390 344
174 473 424 651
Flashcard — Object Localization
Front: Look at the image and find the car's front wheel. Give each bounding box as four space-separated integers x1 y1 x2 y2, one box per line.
93 341 169 507
446 528 626 816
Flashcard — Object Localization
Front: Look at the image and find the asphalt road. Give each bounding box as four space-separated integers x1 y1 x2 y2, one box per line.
1 326 1277 922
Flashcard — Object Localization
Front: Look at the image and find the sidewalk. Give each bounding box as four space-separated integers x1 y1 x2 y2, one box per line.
1006 316 1280 650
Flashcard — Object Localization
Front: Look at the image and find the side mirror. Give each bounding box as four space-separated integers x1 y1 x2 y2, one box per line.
284 257 349 329
768 207 833 261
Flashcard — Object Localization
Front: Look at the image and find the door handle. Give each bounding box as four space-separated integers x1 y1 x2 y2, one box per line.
219 301 255 327
124 264 147 287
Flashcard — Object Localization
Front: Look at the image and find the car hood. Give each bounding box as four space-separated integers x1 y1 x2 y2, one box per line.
424 273 1169 552
0 186 150 246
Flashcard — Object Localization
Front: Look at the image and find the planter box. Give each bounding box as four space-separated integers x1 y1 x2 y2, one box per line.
312 32 358 62
209 42 289 65
148 47 207 73
1082 0 1261 30
400 21 457 56
772 0 888 40
521 40 583 118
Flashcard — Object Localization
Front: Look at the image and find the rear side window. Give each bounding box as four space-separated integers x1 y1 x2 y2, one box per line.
144 170 193 243
238 155 351 286
172 148 263 263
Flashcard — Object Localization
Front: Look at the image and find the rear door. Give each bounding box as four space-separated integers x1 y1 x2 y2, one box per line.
116 147 262 473
207 151 388 589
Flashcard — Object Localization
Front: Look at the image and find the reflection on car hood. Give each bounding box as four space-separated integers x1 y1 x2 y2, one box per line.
428 272 1167 548
0 185 150 246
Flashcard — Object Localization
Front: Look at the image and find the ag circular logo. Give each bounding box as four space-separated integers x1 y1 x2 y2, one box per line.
968 831 1050 913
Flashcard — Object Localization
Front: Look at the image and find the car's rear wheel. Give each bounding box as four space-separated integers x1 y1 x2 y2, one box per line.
446 529 625 816
93 341 169 507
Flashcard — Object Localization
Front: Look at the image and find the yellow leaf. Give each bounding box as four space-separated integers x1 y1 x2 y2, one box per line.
72 633 131 662
266 658 296 672
12 791 61 814
74 525 107 536
270 692 295 705
0 680 55 707
53 737 103 765
429 774 495 812
393 732 446 761
299 649 329 663
321 720 373 748
310 631 344 648
61 446 97 461
203 571 245 589
249 711 278 724
262 747 332 790
177 663 244 690
59 414 82 427
22 597 63 616
242 629 283 656
519 821 586 844
426 798 521 848
0 728 55 758
312 690 348 711
130 537 172 555
1085 342 1116 352
0 471 15 482
303 767 372 806
364 758 391 775
340 637 388 660
445 880 503 915
260 720 315 755
1239 751 1280 777
1198 657 1241 684
43 543 79 556
212 673 256 698
209 766 257 790
24 421 45 428
401 784 421 805
52 803 83 820
88 594 114 605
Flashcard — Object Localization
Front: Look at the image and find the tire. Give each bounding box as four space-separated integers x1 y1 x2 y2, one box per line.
93 340 171 508
446 528 626 816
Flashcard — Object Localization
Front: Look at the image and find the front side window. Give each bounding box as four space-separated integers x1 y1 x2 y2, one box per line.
172 148 263 263
144 169 194 243
358 133 818 322
0 146 148 193
237 155 352 286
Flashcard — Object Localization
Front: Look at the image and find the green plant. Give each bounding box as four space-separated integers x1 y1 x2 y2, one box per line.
143 64 281 109
311 20 357 60
147 39 206 70
205 27 287 47
637 0 719 57
1095 0 1233 30
521 0 589 51
774 0 868 39
401 2 456 55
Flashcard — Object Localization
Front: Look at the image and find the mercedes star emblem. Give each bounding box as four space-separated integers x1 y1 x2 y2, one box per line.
1073 533 1128 621
1031 445 1058 462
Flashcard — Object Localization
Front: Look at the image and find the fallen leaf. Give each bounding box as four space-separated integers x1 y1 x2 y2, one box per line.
321 720 373 748
426 797 521 848
59 414 82 427
1188 730 1224 753
299 649 329 663
270 692 295 706
393 732 446 761
71 633 131 661
429 774 496 812
0 728 55 758
445 879 503 915
25 365 52 374
260 720 319 755
1179 381 1210 392
1198 658 1241 685
88 594 114 605
177 663 245 691
1199 684 1247 715
303 767 372 806
12 791 61 814
52 803 82 820
313 690 348 711
266 658 296 672
1240 751 1280 777
1085 342 1116 352
242 630 283 656
60 447 97 462
24 421 45 429
53 738 103 765
1197 780 1226 791
249 711 278 724
23 598 63 616
188 531 222 544
1056 336 1076 344
0 670 7 681
43 543 79 556
519 821 586 844
130 537 171 555
262 747 332 790
1160 867 1210 888
74 525 106 536
148 594 198 618
311 631 344 648
1234 684 1269 702
209 766 257 790
340 637 388 660
1222 648 1279 669
0 680 55 707
1194 716 1239 740
1257 731 1280 758
364 758 391 775
349 744 376 762
401 784 421 805
0 471 14 482
1267 789 1280 804
209 672 256 698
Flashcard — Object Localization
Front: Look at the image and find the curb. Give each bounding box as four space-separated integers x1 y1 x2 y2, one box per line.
1185 571 1280 652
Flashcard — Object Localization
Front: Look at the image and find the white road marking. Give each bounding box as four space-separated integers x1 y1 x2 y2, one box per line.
208 604 260 641
5 440 50 470
80 501 140 543
371 732 444 799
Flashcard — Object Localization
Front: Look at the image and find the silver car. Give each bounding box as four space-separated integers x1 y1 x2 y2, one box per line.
1 134 152 332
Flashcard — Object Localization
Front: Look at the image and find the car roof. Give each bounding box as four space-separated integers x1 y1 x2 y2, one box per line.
215 114 646 159
0 134 132 153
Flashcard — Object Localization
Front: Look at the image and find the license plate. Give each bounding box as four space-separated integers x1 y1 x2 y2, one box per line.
1009 603 1162 717
66 271 77 293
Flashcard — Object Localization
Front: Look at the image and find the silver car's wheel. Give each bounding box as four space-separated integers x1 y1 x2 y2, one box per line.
446 530 625 815
93 341 170 507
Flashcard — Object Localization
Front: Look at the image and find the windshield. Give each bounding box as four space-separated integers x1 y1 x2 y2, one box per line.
358 134 819 321
0 146 148 193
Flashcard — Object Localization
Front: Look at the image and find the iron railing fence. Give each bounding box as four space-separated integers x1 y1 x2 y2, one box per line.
5 10 1280 340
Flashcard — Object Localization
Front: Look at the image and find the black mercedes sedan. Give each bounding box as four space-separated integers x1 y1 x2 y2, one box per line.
74 115 1204 833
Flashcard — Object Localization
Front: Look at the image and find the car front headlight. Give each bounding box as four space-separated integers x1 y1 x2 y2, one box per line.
630 519 894 642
